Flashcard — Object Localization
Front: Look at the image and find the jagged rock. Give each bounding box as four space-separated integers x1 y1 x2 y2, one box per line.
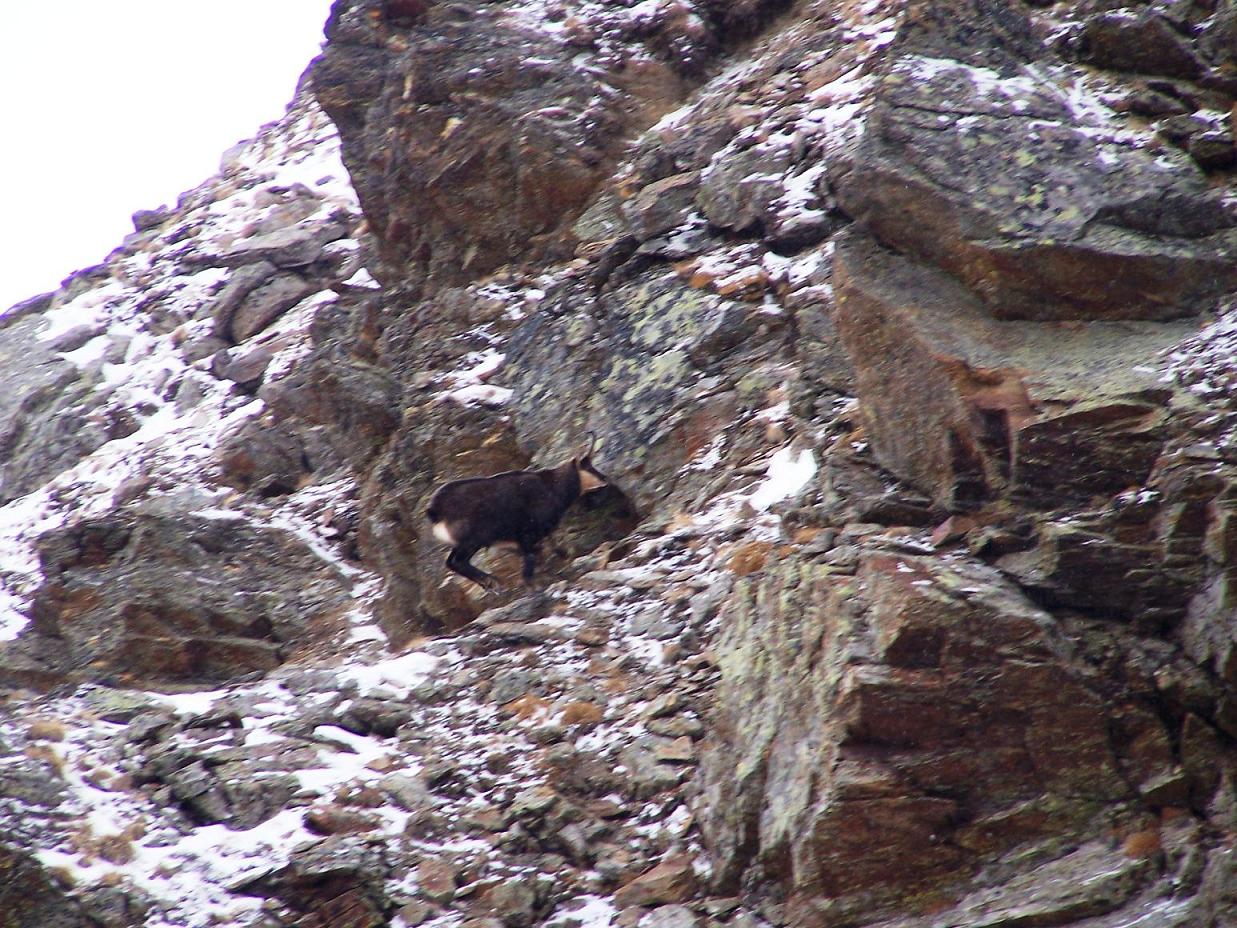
216 416 309 496
18 507 350 686
2 1 1237 925
1189 130 1237 171
306 804 382 835
614 855 699 908
686 303 758 369
620 737 689 799
337 697 413 737
1077 11 1204 80
1200 5 1237 69
698 142 794 234
0 844 95 928
313 0 787 292
490 668 542 705
379 773 435 812
504 272 752 514
996 522 1188 621
0 313 131 507
416 858 459 904
831 52 1237 321
224 272 314 343
622 173 699 241
948 842 1147 926
483 881 538 928
131 207 169 232
697 546 1175 919
256 839 390 928
209 260 277 336
831 231 1195 512
639 905 701 928
257 315 401 470
218 223 347 269
213 341 275 389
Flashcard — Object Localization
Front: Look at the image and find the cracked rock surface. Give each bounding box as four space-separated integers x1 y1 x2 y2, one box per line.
1 0 1236 926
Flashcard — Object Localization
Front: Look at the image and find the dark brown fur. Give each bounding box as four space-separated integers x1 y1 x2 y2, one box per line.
426 441 607 590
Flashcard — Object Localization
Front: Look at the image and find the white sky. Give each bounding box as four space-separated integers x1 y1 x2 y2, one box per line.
0 1 337 311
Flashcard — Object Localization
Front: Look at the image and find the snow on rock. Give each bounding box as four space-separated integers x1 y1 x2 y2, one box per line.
749 445 818 511
0 87 374 645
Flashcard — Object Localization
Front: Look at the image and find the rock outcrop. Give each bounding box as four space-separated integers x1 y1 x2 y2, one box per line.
0 0 1235 926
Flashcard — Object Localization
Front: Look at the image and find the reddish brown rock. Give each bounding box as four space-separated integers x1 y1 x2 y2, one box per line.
416 859 459 904
614 855 699 908
305 804 382 835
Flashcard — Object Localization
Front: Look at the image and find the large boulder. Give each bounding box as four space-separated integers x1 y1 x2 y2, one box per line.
13 503 352 687
697 543 1231 923
830 54 1237 322
831 231 1197 511
312 0 789 294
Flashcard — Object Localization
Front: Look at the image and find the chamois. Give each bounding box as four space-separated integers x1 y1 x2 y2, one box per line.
426 435 608 590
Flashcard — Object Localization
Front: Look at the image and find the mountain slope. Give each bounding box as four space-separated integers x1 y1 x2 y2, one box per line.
1 1 1236 926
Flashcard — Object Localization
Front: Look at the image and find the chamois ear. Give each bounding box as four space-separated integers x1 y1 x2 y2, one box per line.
580 432 597 460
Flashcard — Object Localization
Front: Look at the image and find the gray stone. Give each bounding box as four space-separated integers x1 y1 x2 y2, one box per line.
227 273 314 342
24 507 351 685
218 223 346 269
339 698 414 737
380 773 436 812
490 668 541 705
214 342 274 389
209 260 277 336
619 737 687 799
0 314 121 507
687 303 757 368
638 905 701 928
621 173 699 241
952 842 1146 925
698 144 793 233
132 207 169 232
832 56 1237 321
486 881 538 928
83 687 162 723
1078 11 1203 79
216 417 308 497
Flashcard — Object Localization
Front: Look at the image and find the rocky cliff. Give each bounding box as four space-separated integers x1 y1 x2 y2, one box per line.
1 0 1236 926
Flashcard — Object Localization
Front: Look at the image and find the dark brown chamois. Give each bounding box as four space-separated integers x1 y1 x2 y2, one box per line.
425 435 608 590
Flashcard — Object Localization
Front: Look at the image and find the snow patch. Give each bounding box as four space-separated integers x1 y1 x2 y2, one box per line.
339 650 440 699
750 446 817 511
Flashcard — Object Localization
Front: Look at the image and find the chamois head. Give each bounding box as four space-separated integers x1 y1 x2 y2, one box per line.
575 432 608 493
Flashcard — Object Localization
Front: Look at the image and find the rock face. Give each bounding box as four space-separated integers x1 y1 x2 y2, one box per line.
314 0 789 293
23 507 351 687
1 0 1236 926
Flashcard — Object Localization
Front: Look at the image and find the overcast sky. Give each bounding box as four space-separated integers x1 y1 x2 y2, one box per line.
0 1 336 310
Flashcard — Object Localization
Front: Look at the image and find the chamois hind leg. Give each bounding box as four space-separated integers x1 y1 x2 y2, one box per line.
519 543 539 589
445 545 499 591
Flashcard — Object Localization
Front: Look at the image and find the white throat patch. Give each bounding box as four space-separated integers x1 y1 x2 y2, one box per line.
578 468 606 492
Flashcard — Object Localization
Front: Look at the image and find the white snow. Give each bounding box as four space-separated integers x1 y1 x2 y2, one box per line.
443 383 515 407
749 445 817 511
154 690 228 716
549 894 618 928
339 650 440 699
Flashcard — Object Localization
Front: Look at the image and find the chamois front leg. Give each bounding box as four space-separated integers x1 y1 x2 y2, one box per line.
445 545 500 591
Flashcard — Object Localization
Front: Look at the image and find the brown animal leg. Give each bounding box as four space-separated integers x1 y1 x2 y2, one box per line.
446 547 499 591
520 547 538 589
